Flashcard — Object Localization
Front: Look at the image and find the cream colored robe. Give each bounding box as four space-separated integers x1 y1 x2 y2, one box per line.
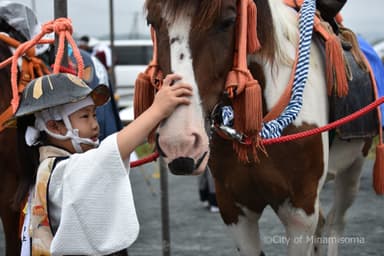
41 134 139 255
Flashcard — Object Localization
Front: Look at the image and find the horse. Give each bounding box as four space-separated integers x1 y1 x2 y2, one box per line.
0 40 23 256
140 0 380 255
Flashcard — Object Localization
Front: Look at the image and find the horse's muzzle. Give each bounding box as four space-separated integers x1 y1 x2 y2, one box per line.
168 151 208 175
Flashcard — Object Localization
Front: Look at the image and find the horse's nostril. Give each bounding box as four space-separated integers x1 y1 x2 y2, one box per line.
155 133 167 157
192 132 201 149
168 157 195 175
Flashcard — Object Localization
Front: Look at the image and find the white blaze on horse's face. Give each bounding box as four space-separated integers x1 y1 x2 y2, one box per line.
156 11 210 176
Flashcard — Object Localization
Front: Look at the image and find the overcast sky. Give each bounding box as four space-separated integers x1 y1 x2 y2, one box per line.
8 0 384 42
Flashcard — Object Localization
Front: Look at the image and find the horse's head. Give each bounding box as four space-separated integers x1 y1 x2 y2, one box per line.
144 0 275 175
144 0 238 175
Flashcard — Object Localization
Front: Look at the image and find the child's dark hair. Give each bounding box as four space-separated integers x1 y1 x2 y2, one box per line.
12 114 40 209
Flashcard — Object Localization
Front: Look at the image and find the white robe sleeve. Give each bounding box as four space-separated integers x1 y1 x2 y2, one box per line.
48 134 139 255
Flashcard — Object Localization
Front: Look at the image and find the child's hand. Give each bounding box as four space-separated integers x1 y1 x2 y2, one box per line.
151 74 193 119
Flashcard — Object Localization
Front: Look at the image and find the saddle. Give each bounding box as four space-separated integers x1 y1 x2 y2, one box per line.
315 2 379 140
329 26 379 139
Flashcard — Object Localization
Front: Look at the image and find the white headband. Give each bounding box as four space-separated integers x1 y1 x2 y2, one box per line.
36 96 95 123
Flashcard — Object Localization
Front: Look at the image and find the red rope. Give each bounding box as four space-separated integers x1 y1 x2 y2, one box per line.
262 96 384 145
7 18 83 113
131 97 384 167
130 152 159 168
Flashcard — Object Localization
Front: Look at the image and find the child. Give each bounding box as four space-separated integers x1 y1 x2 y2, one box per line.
16 72 192 255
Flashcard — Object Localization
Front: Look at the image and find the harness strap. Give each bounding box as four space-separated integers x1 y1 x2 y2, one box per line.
263 53 298 122
223 0 265 162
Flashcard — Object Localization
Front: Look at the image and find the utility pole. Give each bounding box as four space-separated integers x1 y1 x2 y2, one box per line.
109 0 116 90
54 0 68 67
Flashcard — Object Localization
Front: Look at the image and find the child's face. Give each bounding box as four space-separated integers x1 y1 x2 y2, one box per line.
69 105 100 152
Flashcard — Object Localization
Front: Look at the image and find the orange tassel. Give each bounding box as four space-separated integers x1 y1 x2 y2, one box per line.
244 80 263 132
247 0 261 53
325 34 348 97
373 143 384 195
134 72 155 119
233 143 249 163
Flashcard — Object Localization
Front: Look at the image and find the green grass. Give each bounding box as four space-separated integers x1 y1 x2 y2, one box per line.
135 143 155 158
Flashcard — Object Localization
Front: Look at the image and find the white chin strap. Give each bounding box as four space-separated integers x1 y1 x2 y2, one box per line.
30 97 99 153
43 114 99 153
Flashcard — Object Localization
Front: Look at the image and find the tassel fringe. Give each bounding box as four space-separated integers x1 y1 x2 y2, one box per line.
247 0 261 53
231 78 264 163
244 81 263 132
233 135 265 163
134 72 155 119
373 143 384 195
325 34 348 97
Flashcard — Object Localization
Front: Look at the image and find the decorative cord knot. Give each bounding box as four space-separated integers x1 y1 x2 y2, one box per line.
53 18 73 34
6 17 82 112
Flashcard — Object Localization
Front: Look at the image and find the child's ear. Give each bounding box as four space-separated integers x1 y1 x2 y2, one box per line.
46 120 64 134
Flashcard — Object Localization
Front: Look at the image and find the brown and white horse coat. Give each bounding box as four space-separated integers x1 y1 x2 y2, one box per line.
144 0 371 255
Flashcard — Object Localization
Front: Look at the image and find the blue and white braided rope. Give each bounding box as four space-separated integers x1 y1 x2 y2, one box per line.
260 0 316 139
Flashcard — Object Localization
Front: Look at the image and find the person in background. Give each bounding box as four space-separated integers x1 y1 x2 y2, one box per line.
78 35 93 53
198 167 219 213
78 35 113 73
16 72 192 255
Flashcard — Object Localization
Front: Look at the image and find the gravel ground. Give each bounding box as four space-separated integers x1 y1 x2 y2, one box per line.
1 159 383 255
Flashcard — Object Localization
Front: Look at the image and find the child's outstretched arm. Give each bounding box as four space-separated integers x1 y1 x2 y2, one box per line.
116 74 192 160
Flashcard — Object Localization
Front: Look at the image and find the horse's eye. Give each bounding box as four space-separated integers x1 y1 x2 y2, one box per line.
218 17 236 31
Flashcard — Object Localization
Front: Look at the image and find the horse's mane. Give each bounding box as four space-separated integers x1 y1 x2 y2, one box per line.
262 0 299 66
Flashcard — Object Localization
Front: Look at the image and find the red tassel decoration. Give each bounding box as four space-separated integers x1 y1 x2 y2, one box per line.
134 72 155 119
325 34 348 97
247 0 261 54
373 143 384 195
244 80 263 132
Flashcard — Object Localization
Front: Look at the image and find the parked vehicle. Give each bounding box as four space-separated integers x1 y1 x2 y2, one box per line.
98 39 153 123
98 39 153 108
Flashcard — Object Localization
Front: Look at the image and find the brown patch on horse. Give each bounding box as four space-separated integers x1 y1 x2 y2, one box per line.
210 123 324 224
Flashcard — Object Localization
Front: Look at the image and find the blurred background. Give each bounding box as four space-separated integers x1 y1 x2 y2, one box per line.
10 0 384 42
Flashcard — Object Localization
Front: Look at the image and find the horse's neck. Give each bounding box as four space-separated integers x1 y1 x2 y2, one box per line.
248 0 299 109
256 0 327 127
